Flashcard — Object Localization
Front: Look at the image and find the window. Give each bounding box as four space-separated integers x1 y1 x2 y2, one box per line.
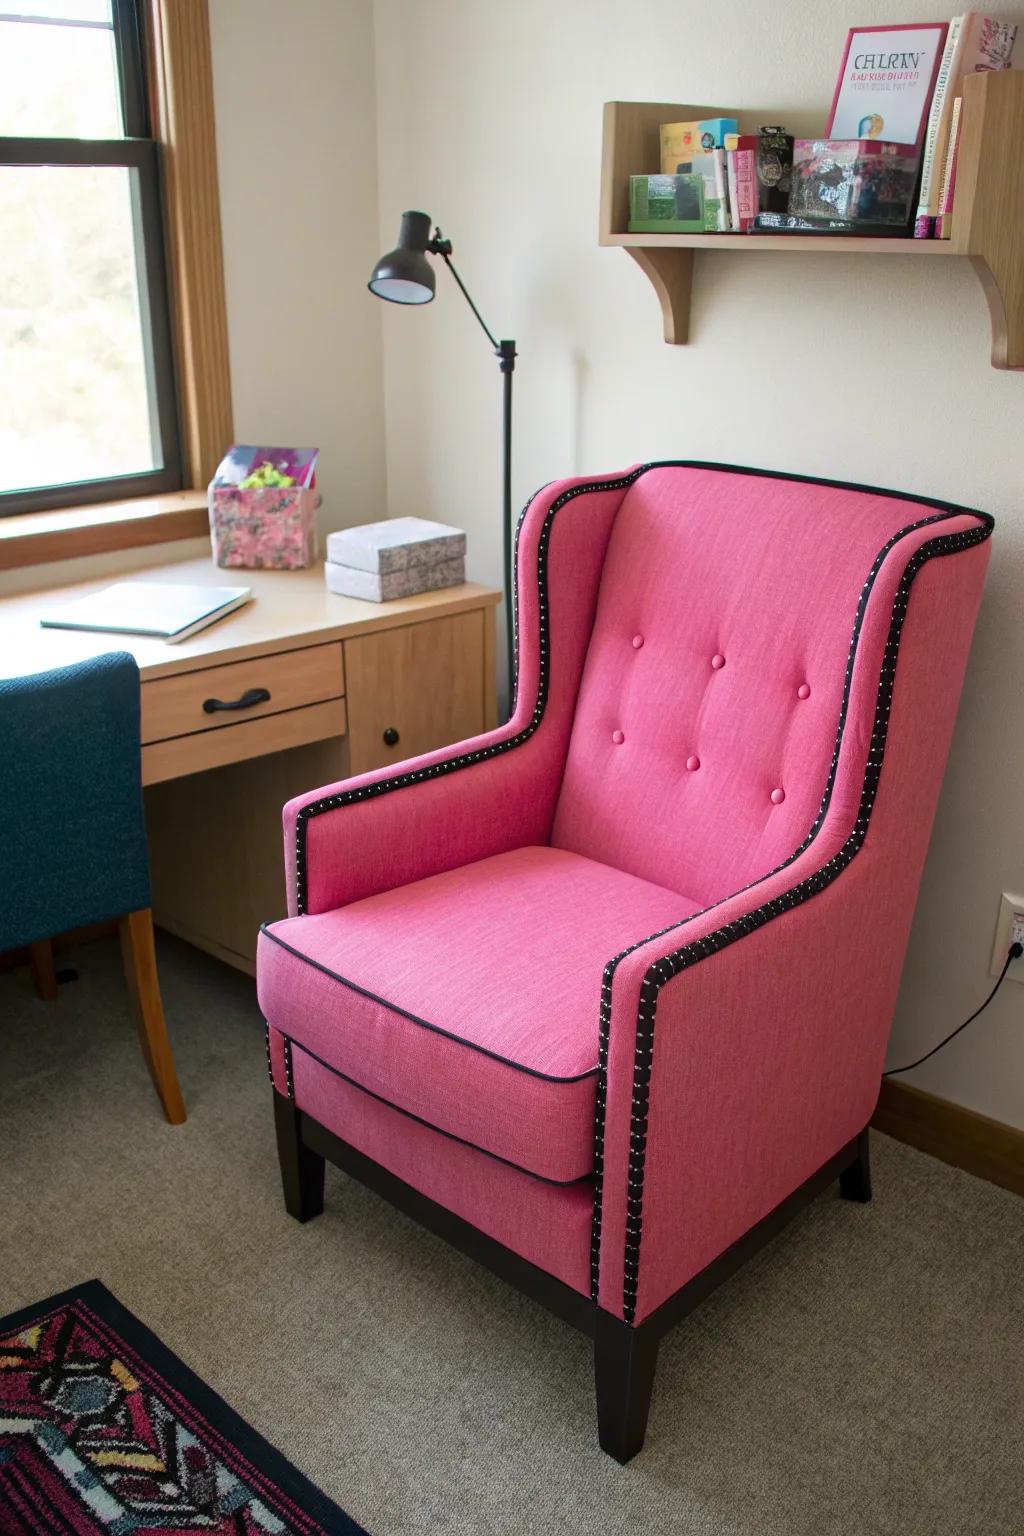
0 0 181 515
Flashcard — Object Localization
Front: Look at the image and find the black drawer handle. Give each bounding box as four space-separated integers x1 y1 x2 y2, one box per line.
383 727 400 746
202 686 271 715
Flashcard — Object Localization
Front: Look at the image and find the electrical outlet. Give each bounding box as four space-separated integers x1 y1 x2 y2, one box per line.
990 892 1024 981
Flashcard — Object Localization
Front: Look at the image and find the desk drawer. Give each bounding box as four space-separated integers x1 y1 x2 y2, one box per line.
140 642 345 745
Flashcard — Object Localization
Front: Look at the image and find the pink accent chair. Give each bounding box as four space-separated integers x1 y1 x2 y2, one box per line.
257 462 992 1461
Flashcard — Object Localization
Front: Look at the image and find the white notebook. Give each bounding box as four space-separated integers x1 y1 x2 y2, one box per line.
39 581 253 644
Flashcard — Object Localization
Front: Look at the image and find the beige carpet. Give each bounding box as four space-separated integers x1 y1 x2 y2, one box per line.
1 933 1021 1536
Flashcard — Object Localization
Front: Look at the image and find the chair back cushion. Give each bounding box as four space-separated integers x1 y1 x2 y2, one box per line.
0 651 150 949
550 464 981 906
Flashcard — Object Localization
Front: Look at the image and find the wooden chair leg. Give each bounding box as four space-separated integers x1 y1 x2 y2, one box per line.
28 938 58 1001
273 1089 325 1222
119 909 187 1125
839 1126 872 1203
594 1307 660 1463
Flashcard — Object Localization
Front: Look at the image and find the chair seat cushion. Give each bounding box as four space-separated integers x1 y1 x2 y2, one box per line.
258 846 698 1182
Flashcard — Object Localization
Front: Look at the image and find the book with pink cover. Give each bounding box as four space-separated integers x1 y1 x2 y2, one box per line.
725 133 759 231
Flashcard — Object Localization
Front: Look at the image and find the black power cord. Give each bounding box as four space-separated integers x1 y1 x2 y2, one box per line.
884 941 1023 1077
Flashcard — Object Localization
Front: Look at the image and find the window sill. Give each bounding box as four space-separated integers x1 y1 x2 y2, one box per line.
0 490 209 573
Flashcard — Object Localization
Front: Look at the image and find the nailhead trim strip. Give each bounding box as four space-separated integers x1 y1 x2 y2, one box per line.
293 461 993 917
264 1023 275 1088
283 1036 295 1100
279 456 991 1320
292 470 642 915
588 510 993 1322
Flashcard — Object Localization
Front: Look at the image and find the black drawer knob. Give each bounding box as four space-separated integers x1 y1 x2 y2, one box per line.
383 727 400 746
202 686 271 714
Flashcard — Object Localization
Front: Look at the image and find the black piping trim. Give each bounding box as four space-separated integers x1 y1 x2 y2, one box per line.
284 1035 593 1189
291 460 995 918
588 504 993 1321
292 470 629 914
276 454 992 1319
260 923 599 1084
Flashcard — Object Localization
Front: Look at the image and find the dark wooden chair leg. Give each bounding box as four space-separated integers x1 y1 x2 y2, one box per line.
29 938 58 1001
274 1090 325 1223
594 1307 659 1463
119 909 186 1125
839 1127 872 1203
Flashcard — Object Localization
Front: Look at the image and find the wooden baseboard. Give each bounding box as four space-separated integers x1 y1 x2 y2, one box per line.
873 1079 1024 1197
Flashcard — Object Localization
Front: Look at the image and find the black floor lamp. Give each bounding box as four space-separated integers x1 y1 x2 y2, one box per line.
368 211 517 712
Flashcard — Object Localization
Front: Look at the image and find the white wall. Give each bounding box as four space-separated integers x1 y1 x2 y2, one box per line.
372 0 1024 1126
209 0 386 533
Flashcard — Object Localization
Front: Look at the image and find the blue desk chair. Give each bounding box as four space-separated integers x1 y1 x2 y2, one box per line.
0 651 186 1123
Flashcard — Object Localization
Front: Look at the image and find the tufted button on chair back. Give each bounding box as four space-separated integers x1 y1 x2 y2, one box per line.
551 466 955 906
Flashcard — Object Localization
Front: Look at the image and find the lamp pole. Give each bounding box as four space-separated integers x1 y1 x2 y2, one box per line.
367 213 517 716
431 238 516 711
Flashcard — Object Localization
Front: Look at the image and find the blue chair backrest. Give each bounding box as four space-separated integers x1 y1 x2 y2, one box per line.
0 651 150 951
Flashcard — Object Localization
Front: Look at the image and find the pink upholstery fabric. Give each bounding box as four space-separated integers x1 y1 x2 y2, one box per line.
258 846 698 1182
292 1048 594 1296
286 474 632 917
257 461 992 1334
595 533 990 1322
553 468 978 905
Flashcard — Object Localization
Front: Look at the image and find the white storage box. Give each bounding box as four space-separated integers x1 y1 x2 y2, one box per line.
324 517 466 602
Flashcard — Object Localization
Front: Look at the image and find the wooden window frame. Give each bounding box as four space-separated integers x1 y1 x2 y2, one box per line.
2 0 232 569
1 1 183 518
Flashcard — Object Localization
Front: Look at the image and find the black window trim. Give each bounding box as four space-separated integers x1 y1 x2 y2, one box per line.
0 0 182 518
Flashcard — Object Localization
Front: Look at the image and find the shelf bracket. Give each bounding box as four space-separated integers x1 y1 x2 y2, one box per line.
627 247 693 345
953 70 1024 370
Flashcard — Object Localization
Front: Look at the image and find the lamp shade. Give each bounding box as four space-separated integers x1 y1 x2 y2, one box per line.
368 210 436 304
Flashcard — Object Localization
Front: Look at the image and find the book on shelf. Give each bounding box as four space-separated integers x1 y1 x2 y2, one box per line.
711 147 729 232
660 117 737 175
721 129 794 231
827 22 949 155
724 132 758 231
915 14 1017 238
750 211 909 235
935 95 963 238
659 117 736 231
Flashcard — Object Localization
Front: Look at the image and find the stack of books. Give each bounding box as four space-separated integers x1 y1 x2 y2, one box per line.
629 120 794 234
626 13 1016 241
915 14 1017 239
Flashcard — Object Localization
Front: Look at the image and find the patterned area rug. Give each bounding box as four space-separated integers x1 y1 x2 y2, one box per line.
0 1281 364 1534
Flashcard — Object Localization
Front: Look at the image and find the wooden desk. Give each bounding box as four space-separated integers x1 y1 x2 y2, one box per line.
0 558 501 973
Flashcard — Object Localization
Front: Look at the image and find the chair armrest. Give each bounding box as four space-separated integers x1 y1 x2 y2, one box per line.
594 527 991 1325
286 469 637 914
594 837 893 1326
285 717 554 915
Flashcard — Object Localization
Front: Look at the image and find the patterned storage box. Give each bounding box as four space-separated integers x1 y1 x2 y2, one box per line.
324 517 466 602
209 485 320 569
208 445 320 569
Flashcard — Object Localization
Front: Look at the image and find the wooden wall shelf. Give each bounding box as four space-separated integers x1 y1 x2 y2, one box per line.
600 72 1024 368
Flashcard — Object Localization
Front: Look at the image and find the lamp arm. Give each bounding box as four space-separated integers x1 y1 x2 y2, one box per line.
439 252 501 352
